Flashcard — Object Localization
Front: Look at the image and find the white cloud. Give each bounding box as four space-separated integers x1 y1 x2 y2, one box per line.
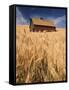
16 7 28 25
47 15 66 28
54 15 66 25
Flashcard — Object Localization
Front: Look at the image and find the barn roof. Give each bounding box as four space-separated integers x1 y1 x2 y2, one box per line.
31 18 55 27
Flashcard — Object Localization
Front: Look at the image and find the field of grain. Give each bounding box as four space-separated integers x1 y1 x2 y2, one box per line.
16 25 66 83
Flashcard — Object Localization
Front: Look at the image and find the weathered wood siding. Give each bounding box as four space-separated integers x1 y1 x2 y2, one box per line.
31 25 56 32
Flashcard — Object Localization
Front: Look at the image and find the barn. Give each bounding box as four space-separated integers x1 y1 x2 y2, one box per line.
30 18 56 32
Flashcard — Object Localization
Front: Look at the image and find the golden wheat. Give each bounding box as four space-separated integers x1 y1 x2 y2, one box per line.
16 25 66 83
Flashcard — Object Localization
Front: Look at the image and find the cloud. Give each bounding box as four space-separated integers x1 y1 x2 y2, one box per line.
47 15 66 28
54 15 66 26
16 7 28 25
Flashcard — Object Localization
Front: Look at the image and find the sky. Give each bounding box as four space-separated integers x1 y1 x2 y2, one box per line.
16 6 66 28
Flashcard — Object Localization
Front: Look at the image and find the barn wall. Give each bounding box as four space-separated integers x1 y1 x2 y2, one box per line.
30 19 34 32
30 19 32 31
33 25 56 32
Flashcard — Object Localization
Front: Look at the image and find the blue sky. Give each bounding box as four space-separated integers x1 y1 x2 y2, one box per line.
16 6 66 28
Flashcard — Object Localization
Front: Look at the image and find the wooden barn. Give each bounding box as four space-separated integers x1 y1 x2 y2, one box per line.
30 18 56 32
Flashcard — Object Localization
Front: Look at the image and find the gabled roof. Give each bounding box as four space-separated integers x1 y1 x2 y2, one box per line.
31 18 55 27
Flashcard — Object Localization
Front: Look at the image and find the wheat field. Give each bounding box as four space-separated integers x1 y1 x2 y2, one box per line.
16 25 66 83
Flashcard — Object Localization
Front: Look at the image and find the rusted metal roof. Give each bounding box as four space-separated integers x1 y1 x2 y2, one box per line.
31 18 55 27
